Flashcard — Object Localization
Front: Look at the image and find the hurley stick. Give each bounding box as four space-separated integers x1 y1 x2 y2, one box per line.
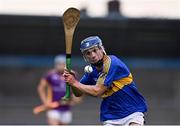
62 7 80 100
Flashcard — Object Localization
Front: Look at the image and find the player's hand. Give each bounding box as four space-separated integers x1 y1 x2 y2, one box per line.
63 69 78 86
64 68 76 77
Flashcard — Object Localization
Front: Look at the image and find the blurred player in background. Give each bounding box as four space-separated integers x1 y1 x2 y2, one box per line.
37 54 81 126
63 36 147 126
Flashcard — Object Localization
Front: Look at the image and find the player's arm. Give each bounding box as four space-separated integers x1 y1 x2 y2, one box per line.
69 93 83 106
64 71 107 96
64 69 83 97
71 86 83 97
72 81 107 97
37 78 49 104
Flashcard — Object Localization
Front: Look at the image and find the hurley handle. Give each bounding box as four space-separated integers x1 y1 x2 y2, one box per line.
62 54 71 100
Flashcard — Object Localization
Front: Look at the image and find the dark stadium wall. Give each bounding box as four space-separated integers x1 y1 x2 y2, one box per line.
0 15 179 58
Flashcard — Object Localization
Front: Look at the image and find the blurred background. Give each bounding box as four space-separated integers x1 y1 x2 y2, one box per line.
0 0 180 125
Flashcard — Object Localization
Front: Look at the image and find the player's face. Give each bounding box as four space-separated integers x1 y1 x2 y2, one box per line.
55 63 65 73
84 46 104 64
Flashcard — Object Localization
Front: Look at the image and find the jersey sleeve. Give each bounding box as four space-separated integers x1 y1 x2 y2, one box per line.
80 73 91 85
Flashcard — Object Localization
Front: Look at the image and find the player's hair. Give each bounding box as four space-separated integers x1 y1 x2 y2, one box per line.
54 55 66 64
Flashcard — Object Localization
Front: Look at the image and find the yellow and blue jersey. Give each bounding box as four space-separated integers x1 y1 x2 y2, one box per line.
80 55 147 121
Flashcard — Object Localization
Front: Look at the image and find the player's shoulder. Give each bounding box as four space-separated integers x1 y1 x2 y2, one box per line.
108 55 122 63
108 55 119 60
108 55 127 67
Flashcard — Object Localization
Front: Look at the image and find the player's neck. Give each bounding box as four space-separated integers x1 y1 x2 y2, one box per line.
95 55 108 71
96 65 103 71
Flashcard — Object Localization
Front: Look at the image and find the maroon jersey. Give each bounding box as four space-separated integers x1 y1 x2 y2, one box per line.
44 70 70 111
